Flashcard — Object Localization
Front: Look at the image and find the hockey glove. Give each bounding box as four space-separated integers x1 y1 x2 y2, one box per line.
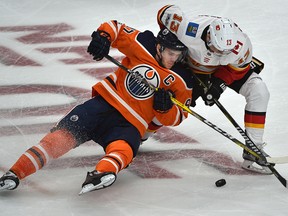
87 31 111 61
153 88 174 113
203 77 226 106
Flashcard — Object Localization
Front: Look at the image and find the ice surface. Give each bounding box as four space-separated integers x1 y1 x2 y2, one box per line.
1 0 288 215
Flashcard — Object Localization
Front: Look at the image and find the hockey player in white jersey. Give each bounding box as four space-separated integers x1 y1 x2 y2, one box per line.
156 5 271 174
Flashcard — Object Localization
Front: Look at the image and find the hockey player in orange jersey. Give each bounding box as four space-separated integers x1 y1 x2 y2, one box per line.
0 21 193 195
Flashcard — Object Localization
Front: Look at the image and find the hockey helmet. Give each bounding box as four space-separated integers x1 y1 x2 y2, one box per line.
207 18 237 54
156 28 187 52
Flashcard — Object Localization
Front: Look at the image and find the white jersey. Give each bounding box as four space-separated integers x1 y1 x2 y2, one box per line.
157 5 253 83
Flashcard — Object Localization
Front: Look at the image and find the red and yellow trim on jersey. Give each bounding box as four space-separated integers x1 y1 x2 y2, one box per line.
213 63 251 85
244 110 266 129
187 56 218 75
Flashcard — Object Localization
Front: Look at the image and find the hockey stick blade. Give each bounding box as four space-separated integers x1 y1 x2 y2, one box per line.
268 165 287 188
267 156 288 164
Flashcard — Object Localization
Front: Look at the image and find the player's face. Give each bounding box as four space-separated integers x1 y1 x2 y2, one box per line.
157 45 182 69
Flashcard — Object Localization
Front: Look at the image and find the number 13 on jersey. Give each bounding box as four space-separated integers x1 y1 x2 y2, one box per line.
169 14 183 33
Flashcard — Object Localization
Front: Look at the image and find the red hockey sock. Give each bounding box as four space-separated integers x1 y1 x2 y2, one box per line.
10 129 76 180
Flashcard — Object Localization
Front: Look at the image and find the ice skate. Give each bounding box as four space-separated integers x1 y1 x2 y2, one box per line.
79 171 116 195
0 171 20 191
242 143 273 175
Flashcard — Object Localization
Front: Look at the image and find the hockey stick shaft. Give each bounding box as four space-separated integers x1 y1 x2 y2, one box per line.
105 54 156 90
171 98 263 159
172 95 287 188
173 96 288 164
192 73 287 188
105 55 287 187
192 73 266 158
105 54 260 158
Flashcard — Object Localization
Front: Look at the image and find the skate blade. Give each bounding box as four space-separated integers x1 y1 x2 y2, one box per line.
78 184 99 195
78 174 116 195
0 180 16 191
242 160 272 175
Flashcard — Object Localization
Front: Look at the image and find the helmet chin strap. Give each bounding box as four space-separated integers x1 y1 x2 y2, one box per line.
156 45 166 68
157 53 165 68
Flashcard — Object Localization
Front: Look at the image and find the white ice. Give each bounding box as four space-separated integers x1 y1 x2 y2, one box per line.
0 0 288 216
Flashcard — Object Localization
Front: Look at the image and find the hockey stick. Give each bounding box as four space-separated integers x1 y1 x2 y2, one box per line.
191 72 288 187
104 54 287 188
105 54 155 89
192 73 267 156
172 98 288 164
105 55 287 162
105 55 263 159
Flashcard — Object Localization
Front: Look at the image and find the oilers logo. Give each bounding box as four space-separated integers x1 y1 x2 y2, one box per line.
125 64 160 99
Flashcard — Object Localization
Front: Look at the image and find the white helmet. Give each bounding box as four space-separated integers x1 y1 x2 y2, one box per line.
208 18 237 53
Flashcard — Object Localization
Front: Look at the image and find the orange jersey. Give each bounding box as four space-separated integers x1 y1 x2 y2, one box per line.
92 20 193 137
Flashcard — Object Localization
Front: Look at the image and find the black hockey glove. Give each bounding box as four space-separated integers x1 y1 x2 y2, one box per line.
87 31 111 61
203 77 226 106
153 88 174 113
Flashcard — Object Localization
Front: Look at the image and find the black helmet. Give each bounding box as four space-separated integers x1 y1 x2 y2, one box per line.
156 28 186 51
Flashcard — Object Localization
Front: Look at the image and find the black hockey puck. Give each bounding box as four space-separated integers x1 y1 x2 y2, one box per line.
215 179 226 187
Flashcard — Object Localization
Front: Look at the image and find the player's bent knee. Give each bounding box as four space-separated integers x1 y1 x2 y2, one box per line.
95 140 134 174
106 140 134 166
252 80 270 105
242 77 270 111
